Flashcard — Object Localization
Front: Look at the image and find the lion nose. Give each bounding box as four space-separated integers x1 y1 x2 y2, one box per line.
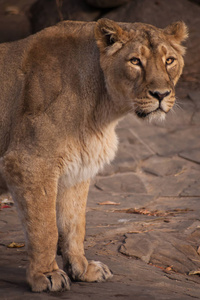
149 90 171 102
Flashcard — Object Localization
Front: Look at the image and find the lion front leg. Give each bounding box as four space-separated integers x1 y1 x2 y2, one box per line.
56 179 113 282
2 152 70 292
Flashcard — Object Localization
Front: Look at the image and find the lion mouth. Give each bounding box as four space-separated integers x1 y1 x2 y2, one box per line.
135 108 165 119
135 110 151 118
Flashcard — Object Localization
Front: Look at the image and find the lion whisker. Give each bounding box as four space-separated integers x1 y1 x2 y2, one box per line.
174 98 184 112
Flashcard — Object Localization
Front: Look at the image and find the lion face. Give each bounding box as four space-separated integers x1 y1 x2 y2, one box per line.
95 19 188 121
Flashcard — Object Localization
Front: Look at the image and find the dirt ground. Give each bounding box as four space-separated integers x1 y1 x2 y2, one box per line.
0 0 200 299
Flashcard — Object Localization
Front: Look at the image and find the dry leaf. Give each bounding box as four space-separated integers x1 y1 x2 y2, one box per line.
5 6 20 15
98 201 120 206
148 263 165 270
1 204 11 209
197 246 200 255
115 208 161 216
189 270 200 276
104 240 115 246
7 242 25 248
165 266 173 272
1 198 13 204
127 230 152 234
115 207 192 217
174 169 186 177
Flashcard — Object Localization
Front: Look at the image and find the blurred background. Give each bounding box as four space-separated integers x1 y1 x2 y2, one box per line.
0 0 200 89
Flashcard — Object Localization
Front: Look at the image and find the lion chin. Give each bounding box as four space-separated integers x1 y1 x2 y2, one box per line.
136 108 166 123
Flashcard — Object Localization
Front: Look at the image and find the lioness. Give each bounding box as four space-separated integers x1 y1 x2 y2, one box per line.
0 18 187 292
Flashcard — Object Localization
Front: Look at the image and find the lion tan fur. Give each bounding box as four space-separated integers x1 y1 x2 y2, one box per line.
0 19 187 292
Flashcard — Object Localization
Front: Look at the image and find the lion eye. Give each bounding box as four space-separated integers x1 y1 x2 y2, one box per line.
166 57 175 65
130 57 141 66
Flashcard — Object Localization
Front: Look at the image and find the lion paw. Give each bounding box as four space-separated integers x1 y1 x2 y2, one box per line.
81 260 113 282
30 269 71 292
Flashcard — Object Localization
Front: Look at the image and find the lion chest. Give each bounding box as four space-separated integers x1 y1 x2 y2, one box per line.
62 126 118 187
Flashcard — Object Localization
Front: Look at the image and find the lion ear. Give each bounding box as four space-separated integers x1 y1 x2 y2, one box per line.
164 21 188 43
95 18 128 53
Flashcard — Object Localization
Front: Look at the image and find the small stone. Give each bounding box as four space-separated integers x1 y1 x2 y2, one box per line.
5 6 20 15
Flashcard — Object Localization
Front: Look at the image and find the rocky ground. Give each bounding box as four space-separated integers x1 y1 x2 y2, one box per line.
0 0 200 299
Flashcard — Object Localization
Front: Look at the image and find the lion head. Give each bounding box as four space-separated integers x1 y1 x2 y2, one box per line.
95 18 188 121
